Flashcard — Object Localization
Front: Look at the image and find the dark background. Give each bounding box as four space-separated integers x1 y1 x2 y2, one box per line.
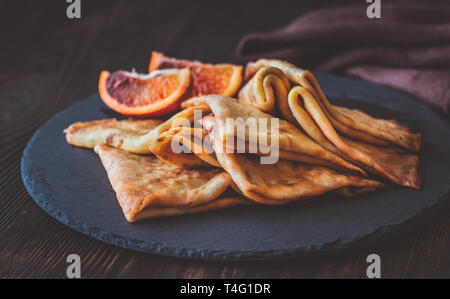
0 0 448 278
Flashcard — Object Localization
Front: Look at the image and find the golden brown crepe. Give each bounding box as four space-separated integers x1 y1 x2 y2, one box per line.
240 62 421 189
147 106 224 168
286 86 421 189
202 115 384 205
94 144 248 222
158 126 221 167
245 59 422 152
238 66 294 122
65 118 163 153
147 125 213 168
181 94 365 175
65 107 214 168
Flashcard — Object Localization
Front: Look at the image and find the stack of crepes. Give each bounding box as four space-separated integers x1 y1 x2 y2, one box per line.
65 57 422 222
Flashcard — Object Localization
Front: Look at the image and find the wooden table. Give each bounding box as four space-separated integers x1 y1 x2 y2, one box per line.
1 0 448 278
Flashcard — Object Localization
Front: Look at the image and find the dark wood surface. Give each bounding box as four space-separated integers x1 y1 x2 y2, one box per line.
1 0 448 278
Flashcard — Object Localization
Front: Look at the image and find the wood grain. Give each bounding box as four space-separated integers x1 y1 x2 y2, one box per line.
0 0 448 278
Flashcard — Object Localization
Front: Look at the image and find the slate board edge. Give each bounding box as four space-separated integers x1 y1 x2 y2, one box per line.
20 88 450 261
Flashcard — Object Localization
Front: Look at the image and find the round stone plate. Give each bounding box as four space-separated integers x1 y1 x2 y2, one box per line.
21 73 450 260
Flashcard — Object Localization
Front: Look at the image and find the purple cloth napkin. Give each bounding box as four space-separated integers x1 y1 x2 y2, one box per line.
236 3 450 114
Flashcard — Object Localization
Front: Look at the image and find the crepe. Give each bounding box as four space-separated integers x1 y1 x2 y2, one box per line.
182 95 365 175
94 144 247 222
156 126 221 168
202 115 384 205
147 107 220 168
65 118 163 153
65 107 214 168
240 63 421 188
286 86 421 189
238 66 294 122
245 59 422 152
147 125 214 168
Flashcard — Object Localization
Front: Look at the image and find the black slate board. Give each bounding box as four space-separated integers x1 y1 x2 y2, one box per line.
21 73 450 260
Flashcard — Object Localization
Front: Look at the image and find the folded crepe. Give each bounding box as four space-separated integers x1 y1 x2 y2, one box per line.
239 61 421 188
65 107 215 168
94 144 247 222
151 126 221 168
147 107 222 168
199 113 384 205
244 59 422 152
238 66 294 122
65 118 163 153
181 94 365 175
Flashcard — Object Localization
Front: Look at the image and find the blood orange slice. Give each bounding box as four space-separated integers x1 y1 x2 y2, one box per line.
98 69 191 117
149 51 242 97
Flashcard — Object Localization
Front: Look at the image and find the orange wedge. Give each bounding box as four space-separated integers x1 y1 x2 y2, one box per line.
149 51 242 97
98 69 191 117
